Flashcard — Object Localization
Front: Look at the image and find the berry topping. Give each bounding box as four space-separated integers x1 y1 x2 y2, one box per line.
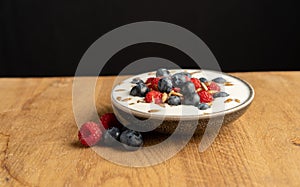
183 93 200 106
172 87 181 93
130 82 150 97
158 77 173 93
199 77 208 83
182 72 192 78
120 129 143 151
167 95 181 106
156 68 170 77
198 90 214 103
212 77 226 84
181 81 196 95
145 90 163 104
190 78 202 90
207 81 220 91
100 113 120 129
213 91 229 98
145 77 160 91
172 73 189 88
102 127 121 146
78 122 102 147
131 78 144 84
197 103 210 110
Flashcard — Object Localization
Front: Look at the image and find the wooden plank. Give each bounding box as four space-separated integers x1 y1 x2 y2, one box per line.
0 72 299 186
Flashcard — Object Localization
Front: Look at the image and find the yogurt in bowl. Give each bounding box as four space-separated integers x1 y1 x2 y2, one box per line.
111 69 254 134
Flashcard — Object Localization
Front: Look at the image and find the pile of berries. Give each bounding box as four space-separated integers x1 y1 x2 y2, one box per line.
78 113 143 150
130 68 229 110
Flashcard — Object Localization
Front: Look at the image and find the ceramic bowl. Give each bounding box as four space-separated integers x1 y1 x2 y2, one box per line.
111 69 254 134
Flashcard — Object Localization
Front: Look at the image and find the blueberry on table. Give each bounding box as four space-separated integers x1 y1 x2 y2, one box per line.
212 77 226 84
172 73 189 88
181 81 196 95
158 77 173 93
183 93 200 106
199 77 208 83
130 83 149 97
103 127 121 146
197 103 210 110
120 129 143 151
167 96 181 106
156 68 170 77
213 92 229 98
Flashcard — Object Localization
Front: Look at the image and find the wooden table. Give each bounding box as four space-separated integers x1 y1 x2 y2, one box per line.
0 72 299 186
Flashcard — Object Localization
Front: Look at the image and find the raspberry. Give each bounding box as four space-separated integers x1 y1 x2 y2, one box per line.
145 77 160 91
198 90 214 103
145 77 154 85
145 90 162 104
172 87 181 93
185 76 191 82
190 78 202 90
100 113 120 129
207 81 220 91
78 122 102 147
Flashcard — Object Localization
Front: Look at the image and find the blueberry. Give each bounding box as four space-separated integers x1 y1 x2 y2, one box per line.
181 81 196 95
131 78 144 84
167 96 181 106
130 83 149 97
197 103 210 110
129 86 139 96
120 129 143 151
156 68 170 77
199 77 208 83
172 73 188 88
158 77 173 93
182 72 191 78
212 77 226 84
183 93 200 106
213 92 229 98
103 127 121 146
120 125 129 132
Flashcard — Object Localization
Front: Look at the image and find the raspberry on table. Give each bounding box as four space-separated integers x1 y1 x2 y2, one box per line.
78 122 102 147
198 90 214 103
100 113 120 129
145 90 162 104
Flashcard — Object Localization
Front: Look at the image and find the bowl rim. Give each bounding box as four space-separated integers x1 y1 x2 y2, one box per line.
111 70 255 121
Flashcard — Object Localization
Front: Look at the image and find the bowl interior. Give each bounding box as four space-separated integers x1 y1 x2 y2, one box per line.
111 69 254 121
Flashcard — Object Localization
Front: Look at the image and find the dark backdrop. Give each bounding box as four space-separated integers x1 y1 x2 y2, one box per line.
1 0 299 77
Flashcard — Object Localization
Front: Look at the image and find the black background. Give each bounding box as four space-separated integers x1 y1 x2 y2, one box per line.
1 0 299 77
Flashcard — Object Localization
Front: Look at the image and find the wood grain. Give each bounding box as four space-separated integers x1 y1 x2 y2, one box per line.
0 72 299 186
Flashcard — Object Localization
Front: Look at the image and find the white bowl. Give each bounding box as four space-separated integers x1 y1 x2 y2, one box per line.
111 69 254 134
